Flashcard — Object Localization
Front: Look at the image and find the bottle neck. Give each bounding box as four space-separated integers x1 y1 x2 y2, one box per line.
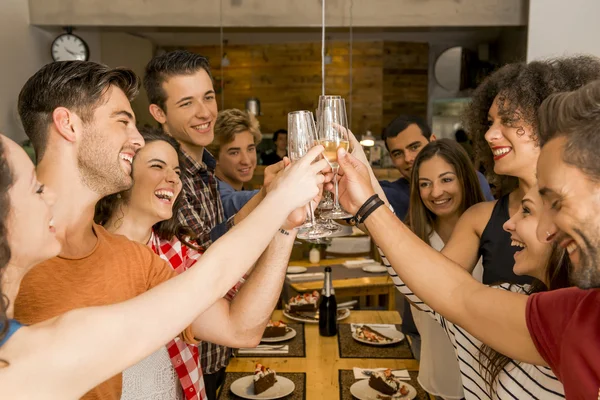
322 271 335 297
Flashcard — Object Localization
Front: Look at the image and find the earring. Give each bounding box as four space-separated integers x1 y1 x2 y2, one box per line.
516 127 525 137
546 231 552 238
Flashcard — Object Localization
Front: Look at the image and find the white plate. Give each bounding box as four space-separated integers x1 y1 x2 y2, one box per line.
362 264 387 273
261 327 297 343
286 266 308 274
283 308 351 324
350 379 417 400
230 375 295 400
352 327 405 346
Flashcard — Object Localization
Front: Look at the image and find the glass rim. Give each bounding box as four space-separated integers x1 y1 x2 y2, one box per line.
288 110 314 116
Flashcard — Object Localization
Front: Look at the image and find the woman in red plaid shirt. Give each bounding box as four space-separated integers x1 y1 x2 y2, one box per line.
95 127 245 400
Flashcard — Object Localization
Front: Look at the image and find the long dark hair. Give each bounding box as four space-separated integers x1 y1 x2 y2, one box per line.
464 56 600 196
94 127 196 245
0 138 14 348
407 139 485 245
478 246 571 394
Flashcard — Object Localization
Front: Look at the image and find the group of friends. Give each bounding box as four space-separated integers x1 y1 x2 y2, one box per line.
0 50 598 400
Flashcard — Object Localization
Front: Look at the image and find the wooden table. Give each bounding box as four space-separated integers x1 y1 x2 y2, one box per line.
287 258 396 310
227 310 419 399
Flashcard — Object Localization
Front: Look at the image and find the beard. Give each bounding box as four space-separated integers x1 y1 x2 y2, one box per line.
569 227 600 289
77 125 132 196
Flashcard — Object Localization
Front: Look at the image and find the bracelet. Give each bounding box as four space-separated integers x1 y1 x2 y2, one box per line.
359 198 384 224
350 194 384 225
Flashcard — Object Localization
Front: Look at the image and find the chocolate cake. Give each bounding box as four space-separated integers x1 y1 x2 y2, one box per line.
287 291 319 312
368 369 408 397
263 320 288 338
254 363 277 394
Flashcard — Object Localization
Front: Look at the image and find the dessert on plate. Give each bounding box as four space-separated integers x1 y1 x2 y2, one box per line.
254 363 277 395
355 325 394 343
286 291 319 312
368 369 410 399
263 320 289 338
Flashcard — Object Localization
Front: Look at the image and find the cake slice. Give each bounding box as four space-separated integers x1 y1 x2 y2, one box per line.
287 291 320 312
355 325 393 343
263 320 289 338
254 363 277 395
368 369 409 397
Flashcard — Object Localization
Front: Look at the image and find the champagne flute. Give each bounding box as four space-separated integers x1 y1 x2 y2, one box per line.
288 110 332 240
316 96 353 219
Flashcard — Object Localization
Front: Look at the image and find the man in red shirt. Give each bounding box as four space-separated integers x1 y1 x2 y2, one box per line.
330 80 600 399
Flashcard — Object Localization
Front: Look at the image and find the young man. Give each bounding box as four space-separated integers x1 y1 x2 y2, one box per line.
208 108 261 219
261 128 288 165
333 80 600 399
144 51 281 398
14 60 320 400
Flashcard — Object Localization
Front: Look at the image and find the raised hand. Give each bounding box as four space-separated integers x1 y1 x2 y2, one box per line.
331 148 376 215
269 145 328 212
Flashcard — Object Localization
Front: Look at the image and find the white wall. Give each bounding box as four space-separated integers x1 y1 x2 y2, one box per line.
0 0 100 142
527 0 600 61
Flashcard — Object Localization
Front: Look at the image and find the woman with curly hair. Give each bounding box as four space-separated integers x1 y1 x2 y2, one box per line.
439 56 600 286
0 133 324 399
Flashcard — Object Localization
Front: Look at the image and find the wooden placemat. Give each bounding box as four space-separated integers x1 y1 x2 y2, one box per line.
217 372 306 400
338 370 429 400
337 324 414 359
234 323 306 358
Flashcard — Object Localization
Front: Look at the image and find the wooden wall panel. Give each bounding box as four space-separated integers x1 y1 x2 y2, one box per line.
176 40 428 136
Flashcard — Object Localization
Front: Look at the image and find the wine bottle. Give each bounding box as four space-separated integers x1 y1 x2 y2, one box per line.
319 267 337 336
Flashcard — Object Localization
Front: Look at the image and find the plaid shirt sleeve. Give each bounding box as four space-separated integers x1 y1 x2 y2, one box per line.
178 190 216 249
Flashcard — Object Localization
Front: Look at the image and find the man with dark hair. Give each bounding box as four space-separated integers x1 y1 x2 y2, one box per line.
379 114 494 358
261 129 288 165
14 60 313 400
144 50 282 398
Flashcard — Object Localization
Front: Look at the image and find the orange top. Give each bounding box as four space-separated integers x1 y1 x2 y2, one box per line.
14 224 196 400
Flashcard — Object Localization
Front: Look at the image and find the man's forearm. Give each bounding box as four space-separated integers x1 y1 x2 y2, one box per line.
233 187 267 225
227 228 295 341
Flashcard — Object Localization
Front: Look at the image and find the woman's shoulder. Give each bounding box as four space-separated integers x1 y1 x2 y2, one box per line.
458 200 497 234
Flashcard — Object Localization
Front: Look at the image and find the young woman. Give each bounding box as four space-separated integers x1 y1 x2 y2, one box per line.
440 56 600 285
0 133 326 399
94 128 206 400
405 139 485 399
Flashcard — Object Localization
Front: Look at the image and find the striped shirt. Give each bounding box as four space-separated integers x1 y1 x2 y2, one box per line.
378 248 565 399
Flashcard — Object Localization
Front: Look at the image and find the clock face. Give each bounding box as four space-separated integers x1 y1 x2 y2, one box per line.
51 34 89 62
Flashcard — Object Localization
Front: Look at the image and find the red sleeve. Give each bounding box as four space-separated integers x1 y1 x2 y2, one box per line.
525 287 589 375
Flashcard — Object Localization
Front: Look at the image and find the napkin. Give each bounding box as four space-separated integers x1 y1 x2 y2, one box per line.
343 259 376 269
237 345 289 355
286 272 324 282
350 324 398 333
353 368 410 380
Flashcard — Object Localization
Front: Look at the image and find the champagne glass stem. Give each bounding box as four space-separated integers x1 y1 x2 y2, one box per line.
333 166 341 211
308 201 316 227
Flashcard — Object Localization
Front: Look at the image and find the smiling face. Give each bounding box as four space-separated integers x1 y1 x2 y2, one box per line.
216 130 257 187
76 85 144 196
503 186 553 280
155 69 218 152
536 137 600 289
127 140 182 224
3 136 61 270
417 155 463 219
484 96 540 179
386 124 430 180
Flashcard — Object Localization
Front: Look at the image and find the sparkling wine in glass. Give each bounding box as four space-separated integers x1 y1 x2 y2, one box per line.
317 96 354 219
288 110 332 240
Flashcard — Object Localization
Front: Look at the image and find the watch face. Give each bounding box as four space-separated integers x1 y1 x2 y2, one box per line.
51 34 89 61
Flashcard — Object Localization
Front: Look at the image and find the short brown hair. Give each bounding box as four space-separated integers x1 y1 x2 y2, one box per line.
208 109 262 157
144 50 212 112
18 61 140 163
538 80 600 182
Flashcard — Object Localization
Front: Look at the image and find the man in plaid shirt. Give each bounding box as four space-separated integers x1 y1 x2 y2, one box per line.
144 50 280 398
